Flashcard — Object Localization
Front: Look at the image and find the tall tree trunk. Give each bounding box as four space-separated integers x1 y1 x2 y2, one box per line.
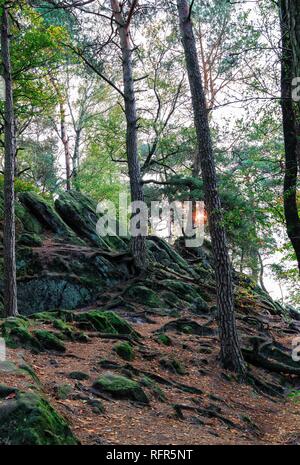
1 3 18 316
176 0 245 375
258 251 268 295
59 102 71 191
111 0 147 270
50 76 71 191
72 128 81 189
280 0 300 272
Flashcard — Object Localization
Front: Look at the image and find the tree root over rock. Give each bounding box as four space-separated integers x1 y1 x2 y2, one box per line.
156 318 215 337
242 336 300 376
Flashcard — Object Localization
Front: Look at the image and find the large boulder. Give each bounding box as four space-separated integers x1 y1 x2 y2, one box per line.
93 373 149 404
0 390 78 445
0 191 135 314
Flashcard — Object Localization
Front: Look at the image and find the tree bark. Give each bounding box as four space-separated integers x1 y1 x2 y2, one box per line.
72 128 81 187
59 101 71 191
50 76 71 191
176 0 246 375
280 0 300 272
111 0 147 270
1 3 18 316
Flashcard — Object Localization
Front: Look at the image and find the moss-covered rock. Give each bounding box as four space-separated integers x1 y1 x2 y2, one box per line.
69 371 89 381
113 341 134 361
160 279 201 303
52 318 89 343
124 284 163 308
93 373 149 404
0 390 78 445
18 232 43 247
1 192 135 315
155 333 172 346
88 399 105 414
159 356 186 375
30 311 59 323
32 330 66 352
1 317 40 350
54 384 73 400
18 191 76 240
54 190 107 247
189 296 209 314
74 310 139 339
140 376 166 402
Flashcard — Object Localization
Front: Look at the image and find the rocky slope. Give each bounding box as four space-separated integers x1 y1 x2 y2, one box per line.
0 190 300 444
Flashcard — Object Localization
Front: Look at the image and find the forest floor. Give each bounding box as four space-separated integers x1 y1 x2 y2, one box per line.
1 308 300 445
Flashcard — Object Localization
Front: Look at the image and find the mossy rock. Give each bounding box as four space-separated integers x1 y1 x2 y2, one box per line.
88 399 105 414
0 317 40 350
18 191 76 240
0 385 17 398
160 290 181 307
155 333 172 346
54 384 73 400
124 284 163 308
159 357 186 375
18 232 43 247
69 371 89 381
113 341 134 361
52 319 89 343
189 296 209 314
74 310 139 339
30 311 59 323
93 373 149 404
158 318 215 337
30 310 74 324
160 279 200 303
32 330 66 352
0 389 78 445
140 376 166 402
19 363 41 386
55 190 116 250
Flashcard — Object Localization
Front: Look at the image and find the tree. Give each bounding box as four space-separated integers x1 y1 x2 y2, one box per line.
1 1 18 316
176 0 246 375
279 0 300 273
110 0 147 270
49 75 72 191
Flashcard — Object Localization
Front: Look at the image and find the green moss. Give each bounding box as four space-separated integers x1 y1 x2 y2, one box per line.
0 390 78 445
160 291 180 307
159 357 186 375
155 333 172 346
1 318 40 350
18 232 43 247
189 296 209 314
54 384 73 400
30 311 59 323
19 363 41 386
68 371 89 381
74 310 138 339
88 399 105 414
32 330 66 352
93 373 149 404
182 325 193 334
160 280 200 303
0 385 17 398
52 318 89 343
140 376 166 402
124 285 163 308
113 341 134 361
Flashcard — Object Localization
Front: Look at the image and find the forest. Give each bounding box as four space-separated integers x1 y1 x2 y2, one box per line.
0 0 299 449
